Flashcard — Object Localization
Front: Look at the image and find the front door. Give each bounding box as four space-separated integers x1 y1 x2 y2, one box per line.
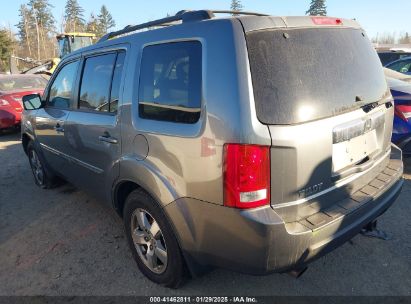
63 51 126 203
35 60 79 171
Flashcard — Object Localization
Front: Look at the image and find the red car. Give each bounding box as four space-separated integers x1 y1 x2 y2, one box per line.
0 74 47 130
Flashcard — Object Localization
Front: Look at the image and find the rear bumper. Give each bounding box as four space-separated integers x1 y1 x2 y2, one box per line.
165 146 404 275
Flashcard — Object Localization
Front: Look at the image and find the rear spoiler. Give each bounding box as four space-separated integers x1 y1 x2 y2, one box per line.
239 16 362 33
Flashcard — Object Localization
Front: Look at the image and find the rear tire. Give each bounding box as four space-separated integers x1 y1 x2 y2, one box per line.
123 189 186 288
27 141 56 189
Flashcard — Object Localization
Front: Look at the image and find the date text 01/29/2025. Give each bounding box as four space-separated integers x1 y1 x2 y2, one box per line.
149 297 258 303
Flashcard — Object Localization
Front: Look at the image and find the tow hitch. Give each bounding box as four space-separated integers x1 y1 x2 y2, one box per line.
360 220 392 240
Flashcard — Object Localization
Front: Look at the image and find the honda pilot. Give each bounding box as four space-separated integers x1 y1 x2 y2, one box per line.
21 10 404 288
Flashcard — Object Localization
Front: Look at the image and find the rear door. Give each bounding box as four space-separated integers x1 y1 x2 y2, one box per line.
34 60 80 171
245 25 394 220
63 50 126 203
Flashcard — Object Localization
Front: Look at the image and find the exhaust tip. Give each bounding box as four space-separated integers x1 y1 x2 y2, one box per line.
287 266 308 278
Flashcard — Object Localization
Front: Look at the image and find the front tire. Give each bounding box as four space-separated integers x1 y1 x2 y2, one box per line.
123 189 186 288
27 141 56 189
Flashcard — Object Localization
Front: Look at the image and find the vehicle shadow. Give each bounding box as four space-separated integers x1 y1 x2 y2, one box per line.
403 157 411 175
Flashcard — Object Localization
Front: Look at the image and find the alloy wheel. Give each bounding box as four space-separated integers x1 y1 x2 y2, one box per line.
29 149 44 186
130 208 168 274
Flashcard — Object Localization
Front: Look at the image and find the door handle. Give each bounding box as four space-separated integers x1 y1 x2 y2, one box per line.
54 123 64 133
99 132 118 144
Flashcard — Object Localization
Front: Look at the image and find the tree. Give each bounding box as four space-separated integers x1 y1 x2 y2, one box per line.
86 13 98 33
372 32 397 44
28 0 56 60
16 5 34 57
306 0 327 16
399 32 411 44
0 29 14 72
64 0 85 32
230 0 243 15
96 5 116 37
28 0 55 32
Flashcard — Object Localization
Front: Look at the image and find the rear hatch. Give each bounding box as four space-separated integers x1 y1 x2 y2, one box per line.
243 17 394 222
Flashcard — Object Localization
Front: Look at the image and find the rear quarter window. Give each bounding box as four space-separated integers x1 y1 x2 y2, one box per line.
138 41 202 124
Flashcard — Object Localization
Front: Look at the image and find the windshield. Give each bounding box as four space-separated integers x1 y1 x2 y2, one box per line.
71 37 93 52
246 28 388 125
59 36 93 58
0 77 47 92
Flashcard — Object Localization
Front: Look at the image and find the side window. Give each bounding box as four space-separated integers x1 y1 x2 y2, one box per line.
109 52 126 113
138 41 202 124
389 60 411 73
79 53 116 112
48 61 79 109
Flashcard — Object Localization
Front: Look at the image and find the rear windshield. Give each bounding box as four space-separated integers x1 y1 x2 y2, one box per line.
246 28 388 125
0 76 47 92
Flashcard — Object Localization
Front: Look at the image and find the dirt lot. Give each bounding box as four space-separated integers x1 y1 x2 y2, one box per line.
0 130 410 296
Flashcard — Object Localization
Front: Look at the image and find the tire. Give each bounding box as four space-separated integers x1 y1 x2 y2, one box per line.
123 189 186 288
27 141 56 189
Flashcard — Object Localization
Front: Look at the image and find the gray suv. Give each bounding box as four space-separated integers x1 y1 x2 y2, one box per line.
21 10 404 288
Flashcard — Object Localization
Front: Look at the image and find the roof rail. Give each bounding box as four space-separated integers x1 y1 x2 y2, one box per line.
98 9 268 43
211 10 269 17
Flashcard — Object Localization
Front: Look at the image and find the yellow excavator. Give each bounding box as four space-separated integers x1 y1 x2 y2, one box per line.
10 32 95 77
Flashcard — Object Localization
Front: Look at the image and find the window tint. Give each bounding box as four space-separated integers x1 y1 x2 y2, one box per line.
79 53 116 112
109 52 126 113
48 61 78 109
138 41 202 124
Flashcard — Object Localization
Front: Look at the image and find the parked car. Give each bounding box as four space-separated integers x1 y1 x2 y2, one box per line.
386 77 411 155
0 74 47 131
21 11 404 288
385 56 411 75
384 67 411 84
378 51 411 66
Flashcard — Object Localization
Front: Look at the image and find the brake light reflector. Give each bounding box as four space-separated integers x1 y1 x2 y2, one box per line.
223 144 270 209
395 104 411 121
311 17 343 25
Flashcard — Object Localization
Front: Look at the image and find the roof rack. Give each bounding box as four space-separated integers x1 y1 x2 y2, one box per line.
98 9 268 43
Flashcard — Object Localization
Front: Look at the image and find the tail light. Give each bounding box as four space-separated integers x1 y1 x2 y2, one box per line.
394 105 411 122
0 99 10 107
311 17 343 25
223 144 270 209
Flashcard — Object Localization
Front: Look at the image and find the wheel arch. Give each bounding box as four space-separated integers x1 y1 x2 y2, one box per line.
21 132 33 155
112 158 179 217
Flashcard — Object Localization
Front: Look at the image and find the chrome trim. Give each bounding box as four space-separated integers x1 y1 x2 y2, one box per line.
333 110 385 144
40 143 104 174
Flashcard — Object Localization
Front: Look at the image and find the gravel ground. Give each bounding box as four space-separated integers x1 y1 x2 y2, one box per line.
0 130 410 296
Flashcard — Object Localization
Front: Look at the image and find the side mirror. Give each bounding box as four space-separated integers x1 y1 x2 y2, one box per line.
22 94 43 110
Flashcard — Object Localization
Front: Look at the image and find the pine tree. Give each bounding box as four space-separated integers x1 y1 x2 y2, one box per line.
230 0 243 15
306 0 327 16
16 5 34 57
96 5 116 37
64 0 85 32
28 0 55 32
27 0 56 60
0 29 14 72
86 13 98 33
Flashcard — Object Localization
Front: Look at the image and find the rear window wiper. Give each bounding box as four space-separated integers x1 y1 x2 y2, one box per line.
361 101 379 113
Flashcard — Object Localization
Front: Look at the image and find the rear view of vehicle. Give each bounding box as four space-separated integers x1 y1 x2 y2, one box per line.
0 75 47 131
235 16 404 271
